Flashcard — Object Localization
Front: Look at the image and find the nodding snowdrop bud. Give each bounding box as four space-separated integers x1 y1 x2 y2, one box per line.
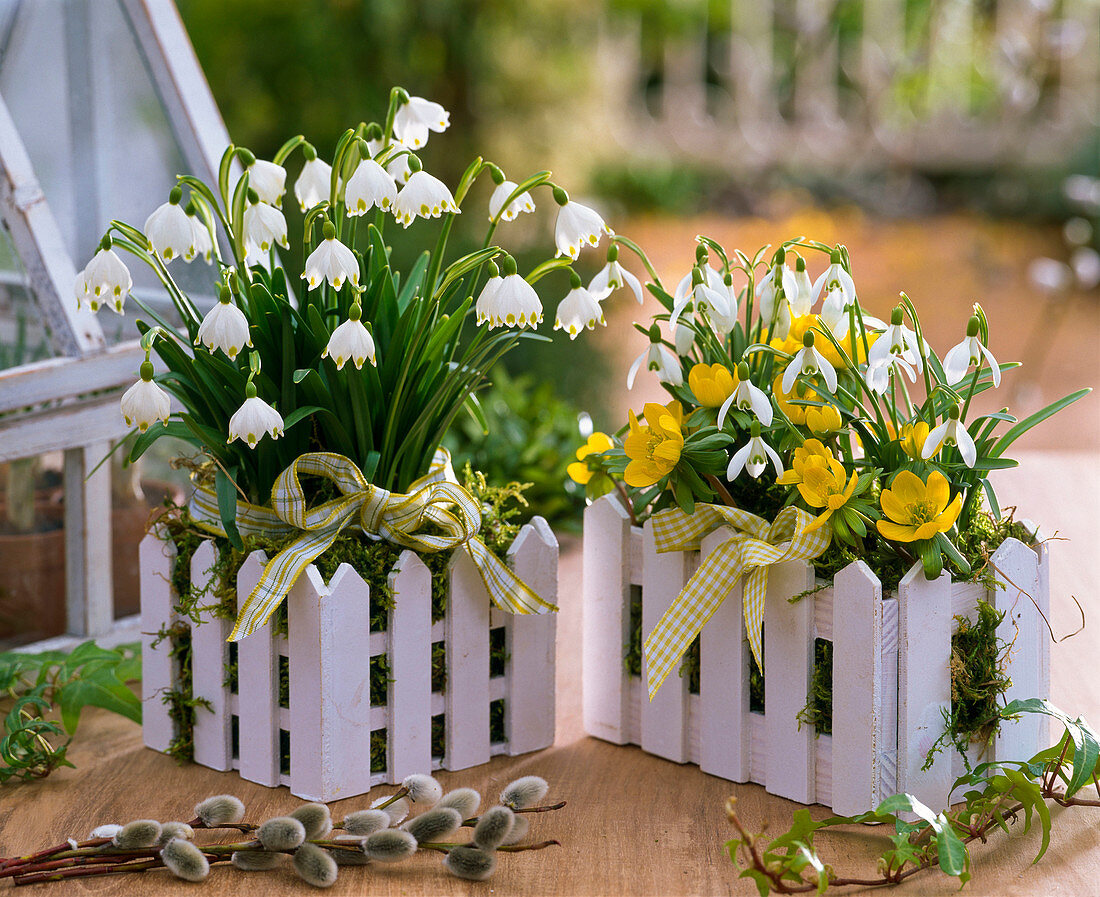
403 807 462 843
160 838 210 882
258 817 307 852
370 796 409 826
113 820 162 849
473 806 514 851
194 794 246 827
503 813 529 845
402 774 444 805
293 842 338 888
434 788 481 820
231 849 283 871
342 809 390 836
362 828 417 862
157 822 195 845
291 803 333 840
443 845 497 881
500 775 549 810
90 824 122 840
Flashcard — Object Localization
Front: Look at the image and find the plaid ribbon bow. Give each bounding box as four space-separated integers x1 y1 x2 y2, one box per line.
190 449 556 641
642 504 830 700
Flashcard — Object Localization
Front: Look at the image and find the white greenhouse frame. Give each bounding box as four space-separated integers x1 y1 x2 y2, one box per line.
0 0 230 647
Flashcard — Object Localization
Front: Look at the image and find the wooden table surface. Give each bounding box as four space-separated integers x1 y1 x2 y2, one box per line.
0 450 1096 896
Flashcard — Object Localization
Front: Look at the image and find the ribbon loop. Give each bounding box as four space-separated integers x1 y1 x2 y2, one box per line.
642 503 830 701
188 449 556 641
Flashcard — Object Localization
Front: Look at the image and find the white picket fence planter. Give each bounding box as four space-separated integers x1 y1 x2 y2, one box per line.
141 517 558 802
582 495 1049 816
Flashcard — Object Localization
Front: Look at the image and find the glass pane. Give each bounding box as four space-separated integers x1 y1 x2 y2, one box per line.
0 228 59 370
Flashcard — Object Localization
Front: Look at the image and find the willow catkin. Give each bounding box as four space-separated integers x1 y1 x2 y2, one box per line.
89 824 122 840
342 809 390 836
500 775 549 810
362 829 417 862
434 787 480 819
160 838 210 882
194 794 246 827
502 812 530 845
113 820 162 849
257 816 307 851
443 845 497 881
403 807 462 843
231 850 283 871
157 822 195 845
402 773 443 805
473 806 515 851
293 842 338 888
291 803 333 840
370 795 409 825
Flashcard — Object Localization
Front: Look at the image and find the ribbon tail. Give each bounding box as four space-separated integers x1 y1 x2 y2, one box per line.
743 567 769 673
464 539 557 614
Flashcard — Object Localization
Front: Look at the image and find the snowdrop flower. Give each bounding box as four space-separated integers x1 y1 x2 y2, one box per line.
246 157 286 207
345 157 397 216
669 268 733 331
488 179 535 222
627 331 683 389
243 192 289 255
589 250 643 304
867 351 917 395
483 258 542 329
819 284 853 333
942 315 1000 387
674 321 696 355
228 382 284 449
717 361 773 428
756 250 798 321
322 303 377 370
782 330 838 394
727 421 784 480
294 146 332 212
197 288 252 360
394 168 459 227
120 360 171 433
673 263 724 304
303 221 360 291
867 306 925 374
812 249 857 307
790 256 814 316
922 404 977 468
144 187 195 262
75 240 132 313
393 95 450 149
553 188 608 260
554 274 604 339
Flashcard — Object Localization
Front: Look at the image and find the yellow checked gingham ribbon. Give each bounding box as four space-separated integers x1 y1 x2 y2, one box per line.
190 449 556 641
642 504 830 700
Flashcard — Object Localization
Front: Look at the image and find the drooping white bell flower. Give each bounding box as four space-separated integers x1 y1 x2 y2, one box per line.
322 305 377 370
345 159 397 216
674 321 696 355
867 307 925 374
196 289 252 360
190 212 214 265
294 150 332 212
144 187 195 262
942 315 1000 387
483 261 542 329
243 194 289 256
811 250 857 307
120 360 171 433
393 96 450 150
627 336 683 389
756 250 798 322
553 192 608 260
303 221 360 291
247 158 287 207
782 330 838 395
228 382 284 449
669 269 733 331
727 422 784 480
75 242 132 313
673 264 724 304
922 405 977 468
368 137 413 185
589 251 643 304
790 257 814 317
475 268 504 326
554 279 604 339
867 351 917 395
393 170 459 228
488 179 536 222
717 361 773 428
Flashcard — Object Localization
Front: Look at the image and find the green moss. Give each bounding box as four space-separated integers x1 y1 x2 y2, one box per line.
489 627 509 678
749 649 765 714
956 507 1037 589
160 624 211 764
278 655 290 709
624 584 643 678
431 641 447 694
280 729 290 776
490 699 505 744
431 713 445 760
370 655 391 707
950 601 1011 745
796 639 833 737
224 641 239 693
680 636 700 694
370 729 387 774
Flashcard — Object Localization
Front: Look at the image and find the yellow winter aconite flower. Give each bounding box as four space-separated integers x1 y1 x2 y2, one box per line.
623 401 684 487
876 470 963 543
806 404 844 436
773 375 817 425
898 421 930 461
797 457 858 532
688 363 737 408
566 432 614 485
776 438 834 486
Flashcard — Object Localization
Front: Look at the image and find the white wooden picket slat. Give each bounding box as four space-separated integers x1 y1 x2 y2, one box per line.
236 550 279 788
505 517 558 755
698 526 750 783
189 541 232 772
387 551 433 784
640 519 691 763
581 496 635 745
445 549 491 771
139 530 175 752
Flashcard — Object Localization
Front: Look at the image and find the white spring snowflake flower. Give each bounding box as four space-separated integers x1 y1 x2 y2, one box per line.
144 189 195 262
196 293 252 360
554 199 608 260
244 198 289 256
294 153 332 212
120 364 170 433
368 137 413 185
228 388 284 449
393 96 450 149
346 159 397 216
475 273 504 326
75 245 132 313
190 213 214 264
322 310 377 370
488 180 535 222
554 284 605 339
393 170 459 228
303 225 360 291
247 159 287 207
485 272 542 329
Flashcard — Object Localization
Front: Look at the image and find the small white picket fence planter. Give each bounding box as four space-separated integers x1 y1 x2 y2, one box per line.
582 495 1049 816
141 517 558 802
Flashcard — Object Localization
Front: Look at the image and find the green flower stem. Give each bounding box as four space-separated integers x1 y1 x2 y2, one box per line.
611 234 663 292
272 134 305 166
